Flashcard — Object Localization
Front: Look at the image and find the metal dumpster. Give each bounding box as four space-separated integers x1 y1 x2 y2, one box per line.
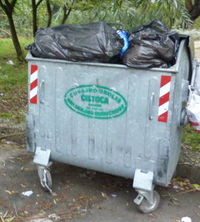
26 40 192 213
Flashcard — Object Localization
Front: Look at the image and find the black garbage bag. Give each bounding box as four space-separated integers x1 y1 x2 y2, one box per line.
123 20 182 68
27 22 123 63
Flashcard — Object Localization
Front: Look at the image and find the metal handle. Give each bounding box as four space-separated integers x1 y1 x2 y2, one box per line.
149 93 155 120
39 80 45 104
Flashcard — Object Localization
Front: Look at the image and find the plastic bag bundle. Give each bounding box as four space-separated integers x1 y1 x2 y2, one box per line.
28 22 123 63
123 20 180 68
27 20 189 68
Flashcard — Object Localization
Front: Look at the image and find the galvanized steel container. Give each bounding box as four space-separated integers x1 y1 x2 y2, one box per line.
26 40 191 213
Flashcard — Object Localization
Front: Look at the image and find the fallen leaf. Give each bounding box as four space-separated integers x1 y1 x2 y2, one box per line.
5 190 17 195
192 184 200 190
171 178 200 192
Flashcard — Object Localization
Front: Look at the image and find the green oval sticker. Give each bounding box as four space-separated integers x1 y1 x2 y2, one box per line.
64 85 127 119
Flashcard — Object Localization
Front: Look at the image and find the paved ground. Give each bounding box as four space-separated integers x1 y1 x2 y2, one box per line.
72 193 200 222
0 140 199 222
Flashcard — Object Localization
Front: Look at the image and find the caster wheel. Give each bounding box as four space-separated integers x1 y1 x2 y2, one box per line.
37 166 52 192
137 191 160 214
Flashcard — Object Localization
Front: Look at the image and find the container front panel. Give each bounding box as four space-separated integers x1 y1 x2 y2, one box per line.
32 61 170 179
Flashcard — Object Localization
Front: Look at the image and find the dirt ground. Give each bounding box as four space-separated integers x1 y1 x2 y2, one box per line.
0 139 199 222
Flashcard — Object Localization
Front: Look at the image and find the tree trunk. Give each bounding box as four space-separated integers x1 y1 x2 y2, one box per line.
46 0 52 27
185 0 193 12
61 6 72 25
0 0 24 61
185 0 200 21
32 0 38 36
190 6 200 21
7 13 24 61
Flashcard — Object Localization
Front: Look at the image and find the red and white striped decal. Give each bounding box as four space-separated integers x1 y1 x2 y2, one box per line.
30 65 39 104
158 75 172 122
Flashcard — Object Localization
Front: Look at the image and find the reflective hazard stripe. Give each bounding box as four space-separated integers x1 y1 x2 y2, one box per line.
158 75 172 122
30 65 38 104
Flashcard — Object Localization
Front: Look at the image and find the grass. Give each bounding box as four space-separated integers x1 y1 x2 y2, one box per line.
0 38 200 150
0 38 32 123
183 125 200 151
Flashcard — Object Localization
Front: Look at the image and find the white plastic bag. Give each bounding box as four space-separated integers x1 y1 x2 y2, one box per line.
186 93 200 133
186 62 200 133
